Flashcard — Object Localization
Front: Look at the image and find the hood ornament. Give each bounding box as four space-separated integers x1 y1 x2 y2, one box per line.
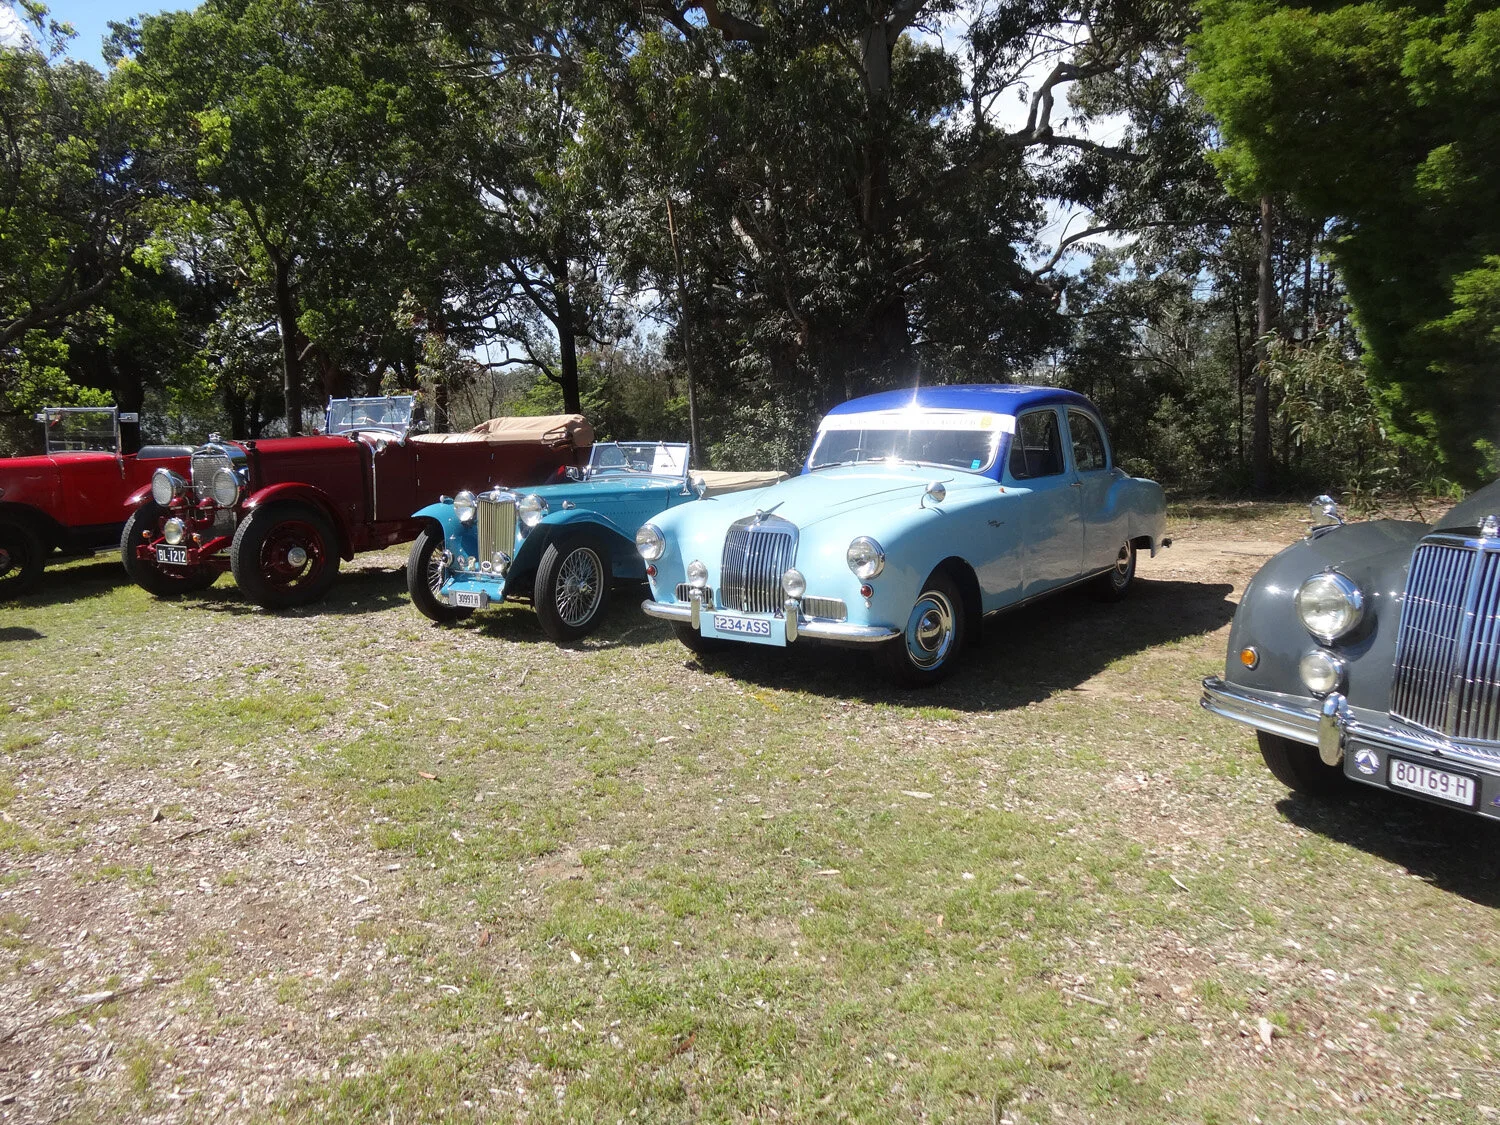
1481 515 1500 540
754 502 784 524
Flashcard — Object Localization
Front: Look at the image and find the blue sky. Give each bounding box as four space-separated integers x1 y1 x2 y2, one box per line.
14 1 184 69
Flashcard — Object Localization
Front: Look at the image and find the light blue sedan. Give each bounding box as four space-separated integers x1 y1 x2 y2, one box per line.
637 385 1169 686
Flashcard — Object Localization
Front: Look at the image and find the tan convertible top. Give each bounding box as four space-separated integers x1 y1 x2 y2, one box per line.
693 469 788 497
411 414 594 448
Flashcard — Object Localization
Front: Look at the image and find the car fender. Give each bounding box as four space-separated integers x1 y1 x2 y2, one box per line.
1118 476 1168 554
1223 519 1424 712
244 482 355 560
514 510 641 580
0 501 61 549
413 500 468 543
125 483 155 510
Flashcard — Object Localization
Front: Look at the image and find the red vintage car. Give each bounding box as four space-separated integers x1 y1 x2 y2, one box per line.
0 407 194 598
123 396 593 609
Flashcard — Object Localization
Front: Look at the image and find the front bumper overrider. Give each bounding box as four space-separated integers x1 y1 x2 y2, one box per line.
642 592 898 645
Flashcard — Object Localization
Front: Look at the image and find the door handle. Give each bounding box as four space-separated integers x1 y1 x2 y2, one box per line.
1069 480 1082 488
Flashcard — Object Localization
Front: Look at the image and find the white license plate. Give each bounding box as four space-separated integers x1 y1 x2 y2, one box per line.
156 545 188 566
452 590 487 609
1389 758 1477 807
713 613 771 637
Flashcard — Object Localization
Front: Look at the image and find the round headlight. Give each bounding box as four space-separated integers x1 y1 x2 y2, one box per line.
782 567 807 599
162 517 186 546
518 494 548 528
150 468 180 507
636 523 665 561
847 536 886 580
210 466 241 507
686 559 709 588
1295 571 1364 643
1299 650 1345 696
453 490 477 524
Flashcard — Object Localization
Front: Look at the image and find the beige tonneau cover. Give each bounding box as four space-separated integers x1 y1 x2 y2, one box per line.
693 469 788 497
411 413 594 448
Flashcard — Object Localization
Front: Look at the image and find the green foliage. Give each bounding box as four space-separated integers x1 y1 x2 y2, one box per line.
1191 0 1500 484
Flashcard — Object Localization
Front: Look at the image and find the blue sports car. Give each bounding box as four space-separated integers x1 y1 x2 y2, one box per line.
407 441 783 642
637 385 1170 686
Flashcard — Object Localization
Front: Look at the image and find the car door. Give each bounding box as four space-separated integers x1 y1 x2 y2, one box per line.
1066 408 1124 573
1004 407 1083 597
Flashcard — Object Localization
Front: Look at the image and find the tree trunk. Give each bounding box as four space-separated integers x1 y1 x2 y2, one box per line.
1252 195 1275 495
272 252 303 435
554 265 582 414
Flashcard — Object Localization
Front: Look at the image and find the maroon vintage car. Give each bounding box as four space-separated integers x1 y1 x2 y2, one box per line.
0 407 194 598
123 396 593 609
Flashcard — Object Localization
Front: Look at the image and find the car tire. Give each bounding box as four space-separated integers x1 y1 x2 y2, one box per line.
407 525 472 624
534 532 612 642
231 501 340 609
672 622 731 655
119 502 219 597
1093 541 1137 602
0 520 46 599
1256 732 1345 797
877 570 966 688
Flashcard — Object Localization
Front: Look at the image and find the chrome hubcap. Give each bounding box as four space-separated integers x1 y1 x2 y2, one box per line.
286 546 308 569
555 548 603 626
905 590 956 670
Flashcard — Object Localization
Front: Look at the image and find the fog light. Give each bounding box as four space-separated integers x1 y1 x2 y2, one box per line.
1299 650 1344 696
162 518 186 546
782 568 807 598
1240 646 1259 669
687 560 708 588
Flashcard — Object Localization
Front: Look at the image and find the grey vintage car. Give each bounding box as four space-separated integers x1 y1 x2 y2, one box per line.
1202 482 1500 818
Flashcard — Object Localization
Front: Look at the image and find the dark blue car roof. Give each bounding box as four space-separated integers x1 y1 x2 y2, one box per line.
824 384 1096 417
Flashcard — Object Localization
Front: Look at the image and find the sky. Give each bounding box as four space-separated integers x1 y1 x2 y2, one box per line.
3 1 183 69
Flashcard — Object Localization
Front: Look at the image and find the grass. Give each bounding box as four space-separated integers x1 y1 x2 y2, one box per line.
2 525 1499 1122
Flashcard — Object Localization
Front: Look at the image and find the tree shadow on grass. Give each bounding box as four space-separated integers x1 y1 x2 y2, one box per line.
435 581 669 651
184 562 413 618
7 557 127 608
677 575 1238 713
0 626 43 642
1278 787 1500 909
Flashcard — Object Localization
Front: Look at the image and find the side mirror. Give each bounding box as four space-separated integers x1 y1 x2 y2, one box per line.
691 475 708 499
920 481 946 508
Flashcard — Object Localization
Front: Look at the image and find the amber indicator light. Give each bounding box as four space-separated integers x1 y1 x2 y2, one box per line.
1239 647 1259 669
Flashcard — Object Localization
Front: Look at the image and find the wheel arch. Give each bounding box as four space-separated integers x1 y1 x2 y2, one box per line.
244 484 355 560
513 514 637 584
0 502 61 551
927 555 983 644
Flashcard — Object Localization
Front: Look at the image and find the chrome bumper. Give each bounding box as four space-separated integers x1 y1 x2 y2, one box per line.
641 597 899 644
1202 675 1500 775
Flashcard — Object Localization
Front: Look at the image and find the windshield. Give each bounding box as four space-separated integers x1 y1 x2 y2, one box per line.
40 408 118 454
588 441 689 479
807 411 1005 473
326 396 416 437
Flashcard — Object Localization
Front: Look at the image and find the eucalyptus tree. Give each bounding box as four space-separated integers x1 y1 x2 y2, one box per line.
114 0 495 433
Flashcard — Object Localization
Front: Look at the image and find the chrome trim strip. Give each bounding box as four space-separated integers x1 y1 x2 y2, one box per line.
1203 676 1500 773
641 599 899 643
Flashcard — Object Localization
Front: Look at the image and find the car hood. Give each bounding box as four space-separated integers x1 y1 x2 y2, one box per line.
523 476 683 503
688 464 989 530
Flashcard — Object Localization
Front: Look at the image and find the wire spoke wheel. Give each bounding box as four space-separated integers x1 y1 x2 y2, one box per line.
553 546 604 627
534 534 613 643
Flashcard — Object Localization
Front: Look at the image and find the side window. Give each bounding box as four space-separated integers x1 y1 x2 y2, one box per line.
1067 410 1109 473
1008 410 1066 480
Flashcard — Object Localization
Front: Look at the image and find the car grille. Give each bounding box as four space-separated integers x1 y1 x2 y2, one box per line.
720 514 797 615
477 494 517 562
191 449 232 503
1391 539 1500 744
802 596 847 621
675 584 714 607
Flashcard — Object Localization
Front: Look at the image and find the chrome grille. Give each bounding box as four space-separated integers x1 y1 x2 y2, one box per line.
802 596 847 622
720 515 797 615
1391 540 1500 743
675 584 714 607
477 495 517 562
190 449 231 502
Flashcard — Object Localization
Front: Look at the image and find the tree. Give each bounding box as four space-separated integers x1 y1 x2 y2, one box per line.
1191 0 1500 484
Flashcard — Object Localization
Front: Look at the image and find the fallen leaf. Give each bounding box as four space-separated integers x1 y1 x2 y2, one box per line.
477 930 490 948
900 790 933 800
418 771 438 781
814 869 841 876
1257 1017 1276 1047
150 807 163 823
569 949 582 964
